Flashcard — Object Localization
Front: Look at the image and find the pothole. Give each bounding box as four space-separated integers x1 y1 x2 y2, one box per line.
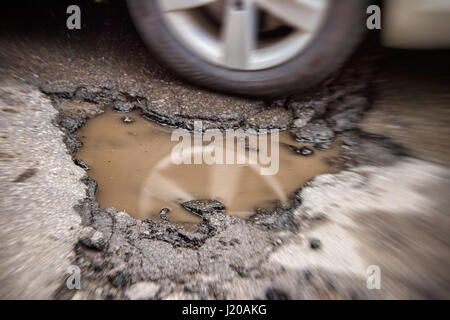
75 108 341 228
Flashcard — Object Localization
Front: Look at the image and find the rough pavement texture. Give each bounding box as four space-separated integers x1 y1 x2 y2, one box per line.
0 1 449 299
278 159 450 299
0 82 86 299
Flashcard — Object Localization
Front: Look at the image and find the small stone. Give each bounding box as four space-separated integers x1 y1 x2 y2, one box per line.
121 116 135 124
159 208 170 221
181 199 225 218
309 238 321 250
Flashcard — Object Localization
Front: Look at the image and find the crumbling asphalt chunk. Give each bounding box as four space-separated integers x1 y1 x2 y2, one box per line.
82 176 98 199
251 207 300 232
292 107 315 128
74 157 89 170
288 95 328 119
309 238 322 250
57 112 86 134
291 120 334 143
64 134 83 155
45 85 267 131
79 228 106 251
181 200 226 218
291 120 335 148
140 216 213 249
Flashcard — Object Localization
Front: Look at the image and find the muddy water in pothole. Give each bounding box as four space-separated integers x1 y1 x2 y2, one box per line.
76 109 340 228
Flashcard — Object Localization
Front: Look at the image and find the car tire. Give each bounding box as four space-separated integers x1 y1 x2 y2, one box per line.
127 0 369 97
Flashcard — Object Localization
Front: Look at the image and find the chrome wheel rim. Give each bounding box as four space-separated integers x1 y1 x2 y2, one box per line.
156 0 331 70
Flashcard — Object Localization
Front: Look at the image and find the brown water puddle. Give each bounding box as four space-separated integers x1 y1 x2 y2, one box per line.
76 109 340 228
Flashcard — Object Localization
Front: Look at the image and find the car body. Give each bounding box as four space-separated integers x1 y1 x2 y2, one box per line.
383 0 450 49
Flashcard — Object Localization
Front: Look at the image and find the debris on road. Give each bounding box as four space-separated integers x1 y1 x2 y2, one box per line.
121 116 135 124
159 208 170 221
309 238 322 250
181 200 226 218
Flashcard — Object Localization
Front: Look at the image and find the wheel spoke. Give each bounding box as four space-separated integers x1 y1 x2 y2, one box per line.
222 0 257 69
254 0 328 32
160 0 218 12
